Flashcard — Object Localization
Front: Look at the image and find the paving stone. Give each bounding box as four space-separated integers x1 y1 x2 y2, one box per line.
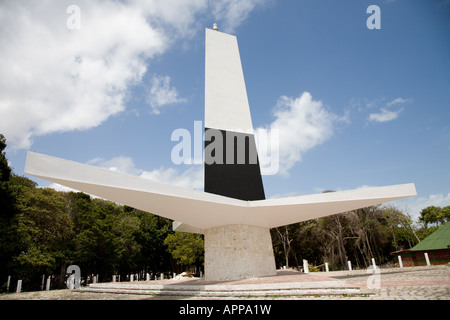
1 265 448 300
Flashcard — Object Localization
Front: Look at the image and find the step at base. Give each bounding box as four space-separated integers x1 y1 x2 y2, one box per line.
80 284 370 298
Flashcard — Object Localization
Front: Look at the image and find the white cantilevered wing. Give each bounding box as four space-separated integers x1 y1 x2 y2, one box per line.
25 151 416 233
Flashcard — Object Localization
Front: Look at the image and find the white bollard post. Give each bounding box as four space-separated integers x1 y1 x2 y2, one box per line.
146 273 150 281
112 275 116 282
118 275 121 282
325 262 329 272
46 277 51 291
303 259 309 273
7 276 11 292
348 261 352 271
93 276 97 284
371 257 376 269
41 274 45 291
160 273 164 280
67 275 74 290
398 255 403 268
130 274 134 282
16 280 22 293
424 252 431 267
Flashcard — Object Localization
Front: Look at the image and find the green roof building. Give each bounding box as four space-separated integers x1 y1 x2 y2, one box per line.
411 222 450 251
394 222 450 267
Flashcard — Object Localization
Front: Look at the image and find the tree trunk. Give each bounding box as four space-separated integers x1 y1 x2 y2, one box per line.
276 226 292 268
333 215 347 269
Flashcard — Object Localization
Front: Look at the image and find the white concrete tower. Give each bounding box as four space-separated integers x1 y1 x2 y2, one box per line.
203 26 276 280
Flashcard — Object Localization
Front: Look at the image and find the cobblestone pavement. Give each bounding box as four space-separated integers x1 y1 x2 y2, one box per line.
312 265 450 300
1 266 449 300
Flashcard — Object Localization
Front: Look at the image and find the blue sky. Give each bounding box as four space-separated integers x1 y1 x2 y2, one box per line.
1 0 449 221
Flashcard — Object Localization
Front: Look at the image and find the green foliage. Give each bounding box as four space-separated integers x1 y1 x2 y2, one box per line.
309 265 320 272
14 188 74 277
272 205 422 269
419 205 450 228
0 135 22 284
0 134 190 291
0 134 11 182
164 232 204 268
132 208 173 274
2 185 178 289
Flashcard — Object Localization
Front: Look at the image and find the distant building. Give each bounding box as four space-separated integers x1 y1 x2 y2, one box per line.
393 222 450 266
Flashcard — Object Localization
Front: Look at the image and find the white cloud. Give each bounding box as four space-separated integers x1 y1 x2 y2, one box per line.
140 166 203 190
210 0 269 33
90 155 203 190
392 192 450 222
0 1 165 150
368 96 412 123
130 0 269 37
131 0 208 35
48 155 203 193
264 91 337 176
368 108 403 122
0 0 268 150
47 183 79 194
147 75 186 114
87 156 142 176
386 97 413 107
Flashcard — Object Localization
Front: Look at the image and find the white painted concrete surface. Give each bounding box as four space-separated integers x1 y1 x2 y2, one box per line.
205 28 253 133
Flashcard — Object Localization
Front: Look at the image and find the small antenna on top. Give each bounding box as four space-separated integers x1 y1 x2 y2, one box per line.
213 23 218 31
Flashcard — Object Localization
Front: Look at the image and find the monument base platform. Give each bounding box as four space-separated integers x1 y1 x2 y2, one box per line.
82 269 364 298
204 224 276 281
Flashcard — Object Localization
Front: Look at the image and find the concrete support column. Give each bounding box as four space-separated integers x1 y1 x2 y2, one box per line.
204 224 276 281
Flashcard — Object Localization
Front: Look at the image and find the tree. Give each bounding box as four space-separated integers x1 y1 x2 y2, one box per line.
275 226 293 268
70 196 139 281
0 134 14 224
292 219 327 267
0 134 11 182
0 134 30 289
13 187 74 288
383 205 420 250
164 232 204 272
419 205 450 228
0 136 201 288
0 134 13 257
132 208 173 275
271 203 423 270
